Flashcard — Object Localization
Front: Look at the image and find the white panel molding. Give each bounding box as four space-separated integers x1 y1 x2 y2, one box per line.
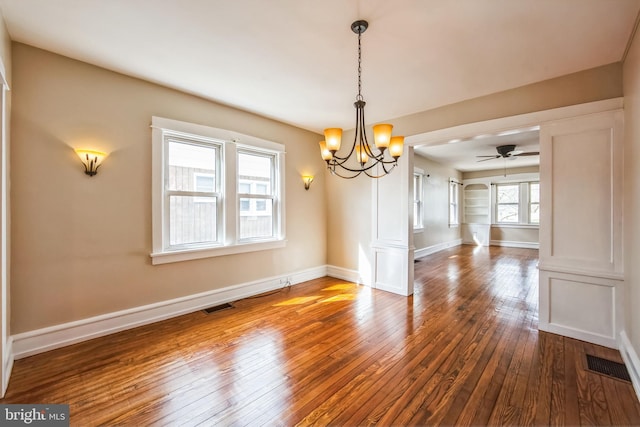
415 239 462 259
490 240 539 249
373 246 414 296
539 109 624 277
370 147 414 297
537 262 624 281
620 331 640 403
539 270 622 349
12 266 327 359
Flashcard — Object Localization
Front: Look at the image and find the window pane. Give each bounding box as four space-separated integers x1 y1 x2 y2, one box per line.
530 182 540 203
169 195 217 245
168 140 217 192
498 204 519 223
497 185 519 203
239 198 273 239
530 203 540 224
238 152 273 195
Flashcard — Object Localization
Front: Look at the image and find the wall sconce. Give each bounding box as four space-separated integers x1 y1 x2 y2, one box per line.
75 149 107 176
302 175 314 190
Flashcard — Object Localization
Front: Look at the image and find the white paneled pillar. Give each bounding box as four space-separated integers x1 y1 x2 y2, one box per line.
370 147 414 296
539 110 624 348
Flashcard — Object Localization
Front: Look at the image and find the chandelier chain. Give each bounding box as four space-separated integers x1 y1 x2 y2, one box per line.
357 29 363 101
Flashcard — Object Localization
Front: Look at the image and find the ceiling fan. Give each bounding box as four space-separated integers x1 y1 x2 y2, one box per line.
476 144 539 162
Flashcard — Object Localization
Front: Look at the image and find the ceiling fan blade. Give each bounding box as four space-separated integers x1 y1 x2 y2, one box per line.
477 157 499 162
508 150 523 156
476 155 500 158
515 152 540 156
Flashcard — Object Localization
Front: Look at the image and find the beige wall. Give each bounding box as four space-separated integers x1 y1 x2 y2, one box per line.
490 226 538 243
413 154 462 250
10 43 327 333
623 25 640 357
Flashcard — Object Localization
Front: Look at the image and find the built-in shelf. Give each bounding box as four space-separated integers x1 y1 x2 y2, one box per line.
464 183 490 224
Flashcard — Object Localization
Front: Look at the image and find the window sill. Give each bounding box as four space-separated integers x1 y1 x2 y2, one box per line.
150 239 287 265
449 223 459 229
413 227 424 233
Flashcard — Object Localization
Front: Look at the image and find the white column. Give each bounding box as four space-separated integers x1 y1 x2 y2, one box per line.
370 147 414 296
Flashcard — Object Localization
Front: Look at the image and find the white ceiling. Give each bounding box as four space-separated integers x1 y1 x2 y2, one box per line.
0 0 638 170
414 127 541 172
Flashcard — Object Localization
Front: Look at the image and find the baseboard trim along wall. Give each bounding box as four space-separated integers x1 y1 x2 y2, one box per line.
620 331 640 403
12 266 327 359
326 265 366 285
490 240 539 249
414 239 462 259
2 337 13 397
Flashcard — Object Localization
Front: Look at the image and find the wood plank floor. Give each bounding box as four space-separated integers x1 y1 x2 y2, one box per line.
2 245 640 426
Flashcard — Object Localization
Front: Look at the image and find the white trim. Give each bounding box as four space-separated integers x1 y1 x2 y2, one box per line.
11 266 327 359
415 239 462 259
540 323 617 349
490 240 539 249
405 98 623 147
538 262 624 281
620 331 640 403
326 265 365 285
151 239 287 265
2 337 12 396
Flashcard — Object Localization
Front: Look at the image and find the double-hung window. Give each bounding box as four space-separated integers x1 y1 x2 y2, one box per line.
237 149 277 240
449 180 460 227
413 169 424 230
494 181 539 225
151 117 285 264
496 184 520 223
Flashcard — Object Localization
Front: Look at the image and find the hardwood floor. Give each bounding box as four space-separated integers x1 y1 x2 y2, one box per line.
2 245 640 426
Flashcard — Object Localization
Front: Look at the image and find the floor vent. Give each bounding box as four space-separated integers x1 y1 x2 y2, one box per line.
203 302 234 314
586 354 632 382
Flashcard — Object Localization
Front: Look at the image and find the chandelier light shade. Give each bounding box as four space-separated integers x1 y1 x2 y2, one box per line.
319 20 404 179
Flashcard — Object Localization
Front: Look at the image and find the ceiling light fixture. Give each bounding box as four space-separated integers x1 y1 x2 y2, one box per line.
319 20 404 179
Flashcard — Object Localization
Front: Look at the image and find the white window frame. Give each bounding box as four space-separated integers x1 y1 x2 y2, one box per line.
492 180 539 226
449 179 460 227
413 168 424 231
151 117 286 265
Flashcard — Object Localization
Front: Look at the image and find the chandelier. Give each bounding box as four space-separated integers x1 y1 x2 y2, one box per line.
319 20 404 179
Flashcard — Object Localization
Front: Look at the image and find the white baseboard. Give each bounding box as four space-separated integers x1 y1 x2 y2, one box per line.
414 239 462 259
490 240 539 249
326 265 364 285
2 337 13 397
12 266 327 359
539 322 617 349
620 331 640 403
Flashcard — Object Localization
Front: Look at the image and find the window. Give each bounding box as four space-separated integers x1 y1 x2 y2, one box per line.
529 182 540 224
413 169 424 230
237 150 275 240
496 184 519 223
494 181 539 225
151 117 286 264
449 180 460 226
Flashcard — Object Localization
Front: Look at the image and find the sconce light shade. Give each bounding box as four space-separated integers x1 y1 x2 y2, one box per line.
302 175 314 190
75 149 106 176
